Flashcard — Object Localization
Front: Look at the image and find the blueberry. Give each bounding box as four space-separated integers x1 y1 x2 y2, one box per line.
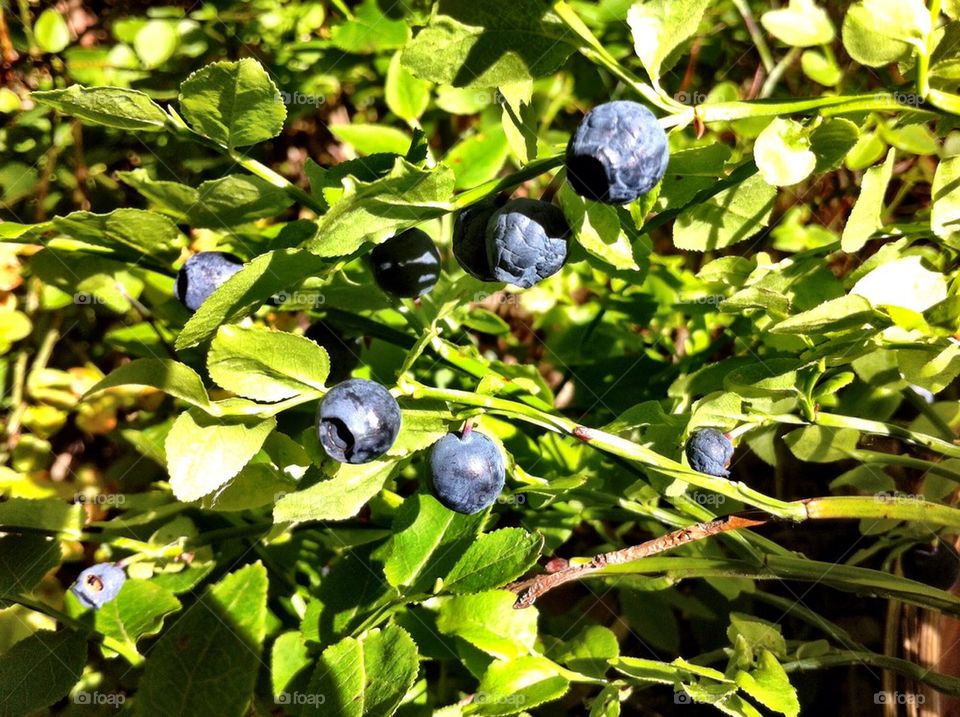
902 541 960 590
566 100 669 205
452 199 500 282
317 378 401 464
485 199 569 288
174 251 244 312
685 428 734 477
430 429 506 514
305 322 361 384
71 563 126 609
369 228 441 298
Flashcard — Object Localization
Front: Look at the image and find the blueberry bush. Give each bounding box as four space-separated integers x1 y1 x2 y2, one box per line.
2 0 960 714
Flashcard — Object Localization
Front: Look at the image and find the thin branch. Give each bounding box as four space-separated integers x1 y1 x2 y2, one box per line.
508 512 769 608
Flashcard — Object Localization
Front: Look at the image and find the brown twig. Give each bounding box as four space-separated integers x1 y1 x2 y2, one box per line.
508 512 769 609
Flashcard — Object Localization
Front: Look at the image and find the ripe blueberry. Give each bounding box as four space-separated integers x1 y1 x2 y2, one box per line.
317 378 401 464
430 429 506 514
71 563 126 609
566 100 669 205
369 228 441 298
174 251 244 312
485 199 569 288
305 321 361 384
901 541 960 590
452 199 500 282
685 428 735 477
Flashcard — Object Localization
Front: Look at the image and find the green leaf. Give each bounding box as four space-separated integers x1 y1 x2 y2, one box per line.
118 170 294 227
33 85 169 131
727 613 788 659
273 459 397 523
0 629 85 717
724 359 802 398
178 59 286 149
401 0 576 88
810 118 859 173
760 0 834 47
85 359 211 410
627 0 711 83
134 20 178 69
444 528 543 594
841 149 895 252
547 625 620 679
332 123 412 156
898 343 960 393
801 50 842 86
437 591 538 659
559 183 639 270
0 497 83 536
135 563 268 717
473 656 569 715
445 126 511 190
329 0 409 54
850 256 947 313
271 631 311 699
0 534 61 599
841 3 915 67
302 158 455 257
51 208 185 264
34 9 71 53
783 425 860 462
673 174 776 251
208 326 328 402
165 410 276 502
304 624 419 717
386 51 432 121
93 579 181 659
770 294 877 334
383 493 484 592
753 118 816 187
175 249 331 350
735 650 800 717
932 155 960 239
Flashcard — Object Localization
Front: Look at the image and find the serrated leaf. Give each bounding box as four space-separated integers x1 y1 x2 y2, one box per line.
0 629 85 717
304 624 419 717
33 85 168 131
271 631 311 699
401 0 576 88
627 0 711 83
673 174 776 251
165 410 276 502
273 459 397 523
735 650 799 717
331 123 412 156
841 4 914 67
783 425 860 462
51 208 184 264
850 256 947 313
175 249 331 350
85 359 211 410
0 498 83 536
437 591 538 659
93 580 181 658
302 158 454 257
474 656 569 716
208 326 328 402
770 294 877 334
444 528 543 594
386 51 432 121
0 534 61 599
178 59 286 149
841 149 895 252
135 563 267 717
559 183 639 270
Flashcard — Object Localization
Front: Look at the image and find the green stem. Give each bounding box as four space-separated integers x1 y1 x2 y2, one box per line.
452 154 565 209
732 0 775 73
760 47 801 99
783 651 960 696
917 0 941 99
851 449 960 482
15 0 36 54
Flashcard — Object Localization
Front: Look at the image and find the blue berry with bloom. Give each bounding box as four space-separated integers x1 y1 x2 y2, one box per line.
71 563 126 609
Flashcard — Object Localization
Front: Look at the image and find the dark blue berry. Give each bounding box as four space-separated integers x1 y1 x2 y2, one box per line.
317 379 401 464
452 199 500 281
370 228 441 298
685 428 734 477
305 322 361 384
71 563 126 609
174 251 244 312
486 199 569 288
566 100 669 205
902 541 960 590
430 429 506 514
